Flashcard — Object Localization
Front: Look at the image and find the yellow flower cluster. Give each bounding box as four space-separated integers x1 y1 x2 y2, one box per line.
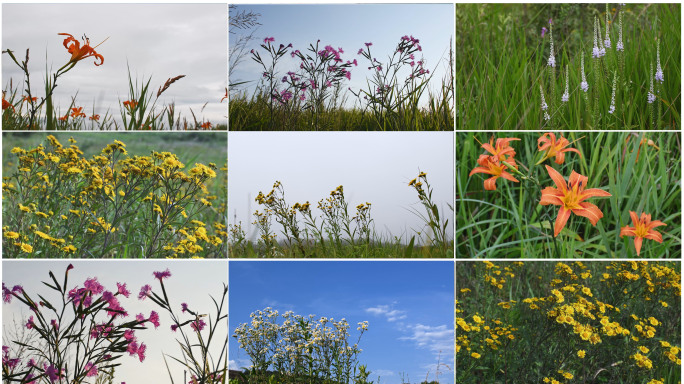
3 136 227 258
456 294 517 359
482 260 523 289
457 261 680 383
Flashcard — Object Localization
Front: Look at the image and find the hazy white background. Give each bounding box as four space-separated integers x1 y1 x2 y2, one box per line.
228 132 454 244
2 260 228 383
2 4 227 126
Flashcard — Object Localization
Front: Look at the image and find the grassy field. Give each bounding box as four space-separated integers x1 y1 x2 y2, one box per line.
229 173 453 258
457 261 681 384
457 4 681 130
3 133 227 258
229 92 453 131
456 131 681 258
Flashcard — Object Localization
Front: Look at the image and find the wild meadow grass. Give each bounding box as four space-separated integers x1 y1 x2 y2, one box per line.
229 172 453 258
2 134 227 258
457 4 681 130
229 36 454 131
2 33 226 130
456 131 681 258
456 261 681 384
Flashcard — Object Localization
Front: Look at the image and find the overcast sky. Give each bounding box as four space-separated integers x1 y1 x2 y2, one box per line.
228 132 454 244
3 260 228 383
229 4 454 108
229 260 454 384
2 4 227 126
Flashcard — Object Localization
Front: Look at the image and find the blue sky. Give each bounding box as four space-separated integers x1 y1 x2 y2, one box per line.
2 260 228 384
230 4 454 108
229 260 455 384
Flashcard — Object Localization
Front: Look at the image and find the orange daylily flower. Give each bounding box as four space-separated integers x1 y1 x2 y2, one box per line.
89 114 100 121
58 33 105 66
58 114 69 121
539 165 612 237
123 100 138 110
22 95 38 103
625 135 660 163
469 154 519 191
200 122 212 129
537 132 582 165
620 211 666 256
2 96 15 112
481 137 520 162
70 107 86 118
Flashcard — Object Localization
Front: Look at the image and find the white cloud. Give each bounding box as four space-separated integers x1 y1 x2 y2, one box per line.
399 323 453 354
228 360 240 370
229 358 252 371
365 304 407 322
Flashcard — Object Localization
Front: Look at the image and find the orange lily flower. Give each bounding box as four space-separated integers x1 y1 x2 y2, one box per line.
70 107 86 118
539 165 611 237
620 211 666 256
89 114 100 121
201 122 212 129
2 97 15 112
469 154 519 191
123 100 138 110
58 114 69 121
481 137 520 162
537 132 582 165
58 33 105 66
22 96 38 103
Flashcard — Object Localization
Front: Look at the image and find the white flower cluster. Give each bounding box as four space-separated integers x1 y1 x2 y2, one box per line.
233 307 369 381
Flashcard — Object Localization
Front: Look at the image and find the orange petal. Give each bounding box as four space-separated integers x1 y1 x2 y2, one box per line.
544 165 567 193
499 171 519 183
573 202 604 225
484 177 498 191
633 237 643 256
469 166 493 177
540 187 564 206
620 226 637 237
554 206 571 237
646 219 667 231
580 188 612 199
554 151 566 165
568 170 588 190
644 230 663 243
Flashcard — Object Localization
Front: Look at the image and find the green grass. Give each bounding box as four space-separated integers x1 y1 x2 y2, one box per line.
229 89 453 131
457 4 681 130
229 240 452 259
456 261 681 384
456 131 681 257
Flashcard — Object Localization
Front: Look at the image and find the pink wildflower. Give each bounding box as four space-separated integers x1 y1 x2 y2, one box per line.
138 285 152 300
153 269 171 281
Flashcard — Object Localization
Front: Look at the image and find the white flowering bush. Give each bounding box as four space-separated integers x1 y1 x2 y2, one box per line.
232 307 371 383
